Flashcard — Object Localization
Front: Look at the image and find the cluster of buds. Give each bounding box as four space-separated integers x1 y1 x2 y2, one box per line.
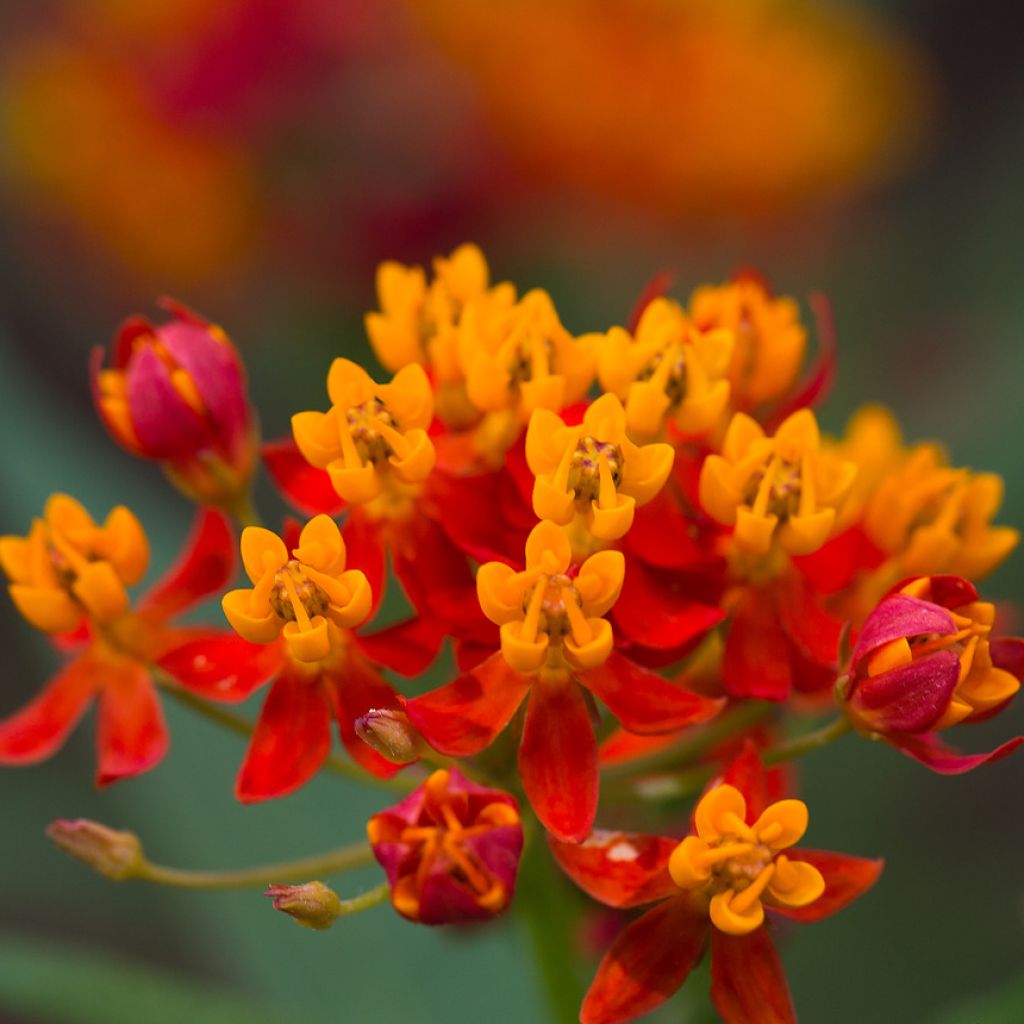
3 244 1021 1024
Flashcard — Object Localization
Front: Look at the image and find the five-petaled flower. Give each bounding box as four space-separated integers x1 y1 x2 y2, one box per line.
407 521 722 841
700 408 856 556
526 394 674 544
90 299 257 508
368 767 523 925
0 496 237 783
841 574 1023 773
553 753 882 1024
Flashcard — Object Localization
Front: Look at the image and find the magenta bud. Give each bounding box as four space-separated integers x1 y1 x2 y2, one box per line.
265 881 342 930
355 709 424 765
46 819 143 881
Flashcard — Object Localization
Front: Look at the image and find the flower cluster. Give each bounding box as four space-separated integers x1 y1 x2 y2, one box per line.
4 248 1020 1022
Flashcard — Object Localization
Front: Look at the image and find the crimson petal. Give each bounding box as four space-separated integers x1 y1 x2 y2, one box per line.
849 650 961 734
157 633 282 703
96 664 169 786
851 593 956 666
889 732 1024 774
579 653 724 734
356 616 445 677
141 508 235 620
262 437 345 516
0 657 97 764
723 591 793 701
710 926 796 1024
773 849 883 923
406 652 531 757
518 677 598 842
235 666 332 802
342 510 387 615
549 830 678 908
581 895 706 1024
329 656 405 779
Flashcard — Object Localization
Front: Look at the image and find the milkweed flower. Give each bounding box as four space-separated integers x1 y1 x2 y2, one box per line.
0 497 240 783
525 393 674 543
368 768 523 925
597 298 734 440
165 515 416 801
407 521 722 840
291 358 435 506
841 575 1023 773
553 757 882 1024
91 300 257 509
699 408 856 556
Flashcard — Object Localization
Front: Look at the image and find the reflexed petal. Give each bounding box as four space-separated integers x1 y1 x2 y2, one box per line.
890 732 1024 774
710 927 796 1024
772 849 883 923
356 617 445 677
0 657 97 763
549 830 679 908
236 667 332 802
579 653 723 734
341 511 387 615
518 677 597 842
406 652 531 756
95 663 169 786
157 633 282 703
723 590 792 701
329 657 405 779
580 896 706 1024
262 437 345 516
141 509 235 620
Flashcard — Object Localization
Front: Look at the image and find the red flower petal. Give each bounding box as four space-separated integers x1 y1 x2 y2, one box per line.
776 572 842 669
792 526 886 595
889 732 1024 774
613 561 724 652
710 926 796 1024
262 437 345 516
157 633 282 703
723 590 793 701
329 656 405 779
720 740 773 821
581 895 706 1024
518 677 598 842
356 617 445 677
342 509 387 616
849 650 961 734
406 652 530 757
579 653 724 734
549 830 679 908
598 728 684 767
773 849 883 923
96 663 169 786
851 593 956 667
428 468 526 565
235 666 333 802
141 508 235 621
0 657 97 764
989 636 1024 680
623 490 711 571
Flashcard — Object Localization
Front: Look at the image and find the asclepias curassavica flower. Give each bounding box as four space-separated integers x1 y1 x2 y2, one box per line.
3 246 1022 1024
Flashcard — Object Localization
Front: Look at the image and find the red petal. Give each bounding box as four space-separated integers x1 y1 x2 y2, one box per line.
710 927 796 1024
141 508 235 620
428 468 527 565
406 652 530 757
329 656 405 779
989 636 1024 681
599 728 685 767
720 740 773 821
235 666 332 802
581 895 706 1024
518 677 598 842
889 732 1024 774
776 572 842 669
549 830 678 908
579 653 724 734
623 490 710 571
613 561 724 652
0 657 97 764
793 527 885 595
127 345 212 458
262 437 345 516
356 616 444 677
96 663 169 786
849 650 961 734
773 849 883 923
723 591 793 701
342 509 387 616
157 633 282 703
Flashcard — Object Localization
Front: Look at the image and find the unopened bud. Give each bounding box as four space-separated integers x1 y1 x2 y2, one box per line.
46 819 143 881
265 881 341 930
355 709 424 764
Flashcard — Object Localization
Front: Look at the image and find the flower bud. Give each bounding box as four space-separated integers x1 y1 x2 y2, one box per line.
46 819 143 881
265 881 342 930
367 768 523 925
842 575 1021 736
354 709 424 764
91 299 258 508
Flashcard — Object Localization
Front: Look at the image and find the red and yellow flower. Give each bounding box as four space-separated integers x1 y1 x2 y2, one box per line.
0 496 242 783
553 754 882 1023
368 767 523 925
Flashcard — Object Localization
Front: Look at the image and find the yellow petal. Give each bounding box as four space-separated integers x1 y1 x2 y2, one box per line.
326 358 375 410
588 493 635 540
379 364 434 431
533 478 577 525
294 515 346 574
709 890 764 936
620 440 673 505
751 799 809 851
668 836 714 890
721 413 764 463
779 508 835 556
575 550 625 618
0 534 33 584
525 408 572 475
581 393 627 444
563 616 613 670
222 588 281 644
292 409 341 469
519 375 566 417
735 507 779 555
328 570 372 630
624 381 672 439
767 856 825 908
500 621 548 674
388 429 436 485
477 562 525 625
284 617 332 663
240 528 288 585
698 455 742 525
695 785 747 843
104 506 149 585
72 562 129 623
327 462 381 505
9 584 82 634
524 520 572 574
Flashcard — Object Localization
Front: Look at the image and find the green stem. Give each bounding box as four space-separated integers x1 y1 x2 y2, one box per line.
138 842 375 891
160 681 416 794
335 881 390 917
221 489 263 530
762 715 852 767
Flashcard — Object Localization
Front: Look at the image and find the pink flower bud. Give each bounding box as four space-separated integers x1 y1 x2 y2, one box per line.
355 709 424 764
46 819 143 881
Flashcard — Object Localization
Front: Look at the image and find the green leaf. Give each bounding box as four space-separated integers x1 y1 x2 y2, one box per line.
931 973 1024 1024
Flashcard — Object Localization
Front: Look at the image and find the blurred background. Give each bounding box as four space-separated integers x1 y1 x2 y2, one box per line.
1 0 1023 1021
